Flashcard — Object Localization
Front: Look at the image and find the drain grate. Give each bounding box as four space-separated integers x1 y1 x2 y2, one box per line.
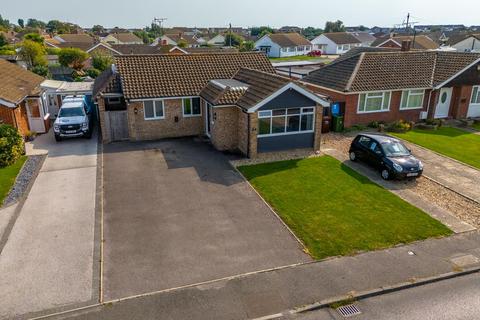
336 304 361 317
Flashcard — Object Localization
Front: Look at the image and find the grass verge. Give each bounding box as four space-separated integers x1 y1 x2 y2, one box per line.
238 156 452 260
0 156 27 205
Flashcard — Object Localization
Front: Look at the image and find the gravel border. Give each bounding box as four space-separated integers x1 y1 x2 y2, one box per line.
2 155 45 207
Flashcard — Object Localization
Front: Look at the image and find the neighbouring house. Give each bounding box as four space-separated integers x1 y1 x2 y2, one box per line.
48 33 96 51
371 35 439 50
153 34 201 48
41 80 94 117
350 32 377 47
0 59 49 135
445 33 480 52
93 52 329 158
101 32 143 45
311 32 362 55
254 33 312 58
302 50 480 128
207 34 226 46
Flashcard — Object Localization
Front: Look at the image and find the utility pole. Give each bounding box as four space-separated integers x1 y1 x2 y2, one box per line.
405 13 410 35
153 17 167 35
229 23 232 47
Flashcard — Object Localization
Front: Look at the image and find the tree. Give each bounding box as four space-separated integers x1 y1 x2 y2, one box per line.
239 41 255 52
0 33 7 47
91 53 113 71
0 15 10 31
18 40 47 69
251 26 274 37
177 39 188 48
133 30 151 44
31 64 50 77
26 18 46 29
17 19 24 29
46 20 77 34
91 25 105 34
358 25 367 31
24 33 44 44
58 48 89 70
302 27 323 40
324 20 346 33
224 32 244 47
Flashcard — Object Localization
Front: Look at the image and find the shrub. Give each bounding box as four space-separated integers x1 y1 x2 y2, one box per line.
0 124 25 167
86 68 101 78
91 53 113 71
386 120 412 133
31 64 50 77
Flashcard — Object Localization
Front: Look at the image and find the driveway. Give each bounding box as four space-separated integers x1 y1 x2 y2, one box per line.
103 138 309 300
0 131 99 319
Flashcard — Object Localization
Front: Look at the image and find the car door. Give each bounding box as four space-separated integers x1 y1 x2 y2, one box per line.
367 140 384 168
355 136 372 160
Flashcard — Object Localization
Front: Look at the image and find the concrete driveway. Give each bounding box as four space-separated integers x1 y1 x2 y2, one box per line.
103 138 310 301
0 130 99 319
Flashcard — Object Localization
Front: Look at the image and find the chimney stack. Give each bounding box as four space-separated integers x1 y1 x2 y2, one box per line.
401 40 412 52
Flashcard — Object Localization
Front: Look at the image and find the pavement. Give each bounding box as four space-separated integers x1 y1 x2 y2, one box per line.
43 231 480 320
102 138 310 301
289 271 480 320
0 130 99 319
401 141 480 203
323 148 475 234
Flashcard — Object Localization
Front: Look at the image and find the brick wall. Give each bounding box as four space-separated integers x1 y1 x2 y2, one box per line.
210 106 239 151
127 99 204 141
237 110 249 156
313 104 323 151
97 98 110 142
248 112 258 158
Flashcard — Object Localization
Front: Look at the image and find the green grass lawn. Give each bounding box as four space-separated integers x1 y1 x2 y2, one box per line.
472 122 480 131
0 156 27 205
269 55 328 62
391 127 480 169
238 156 451 260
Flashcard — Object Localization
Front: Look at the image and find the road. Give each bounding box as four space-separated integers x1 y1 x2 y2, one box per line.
289 272 480 320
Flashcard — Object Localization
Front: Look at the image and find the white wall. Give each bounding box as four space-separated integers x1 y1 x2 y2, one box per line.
453 37 480 52
311 35 338 54
255 35 312 58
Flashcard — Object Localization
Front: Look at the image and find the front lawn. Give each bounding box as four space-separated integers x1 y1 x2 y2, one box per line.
472 122 480 131
0 156 27 205
238 156 451 260
392 127 480 169
269 55 326 62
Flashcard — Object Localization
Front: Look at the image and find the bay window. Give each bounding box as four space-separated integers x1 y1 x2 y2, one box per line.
401 89 425 110
258 107 315 136
358 91 391 113
144 100 164 120
183 97 201 116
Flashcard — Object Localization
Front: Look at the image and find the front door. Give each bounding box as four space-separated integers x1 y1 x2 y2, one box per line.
26 98 46 133
434 87 453 119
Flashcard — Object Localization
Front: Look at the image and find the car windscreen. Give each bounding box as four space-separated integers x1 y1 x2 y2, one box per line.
59 107 85 117
381 140 410 157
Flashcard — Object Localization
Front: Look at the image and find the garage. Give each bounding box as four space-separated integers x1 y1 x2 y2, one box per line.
468 86 480 118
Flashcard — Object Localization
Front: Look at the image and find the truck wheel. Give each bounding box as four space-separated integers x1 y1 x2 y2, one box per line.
55 135 61 142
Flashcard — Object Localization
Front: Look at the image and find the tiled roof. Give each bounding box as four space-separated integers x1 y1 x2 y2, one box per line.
350 32 376 44
92 67 122 97
372 35 439 50
322 32 362 45
303 51 480 92
0 59 44 105
164 34 198 45
111 44 164 55
56 42 96 51
267 33 312 47
109 33 142 43
115 52 275 99
56 34 95 43
333 46 400 64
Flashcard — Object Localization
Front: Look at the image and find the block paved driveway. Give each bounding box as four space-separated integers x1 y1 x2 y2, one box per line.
102 138 310 301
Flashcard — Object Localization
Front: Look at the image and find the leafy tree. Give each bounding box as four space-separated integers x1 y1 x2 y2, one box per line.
58 47 88 70
324 20 346 33
17 19 24 29
91 53 113 71
86 68 101 78
358 25 367 31
239 40 255 52
24 33 44 44
224 32 244 47
302 27 323 40
146 23 163 39
134 30 151 44
46 20 77 34
31 64 50 77
18 40 47 69
46 47 60 55
0 15 10 30
26 18 46 29
0 33 7 47
251 26 274 37
0 124 24 167
0 44 15 55
91 25 105 34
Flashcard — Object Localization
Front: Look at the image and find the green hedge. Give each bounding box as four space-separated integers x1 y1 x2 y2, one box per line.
0 124 24 167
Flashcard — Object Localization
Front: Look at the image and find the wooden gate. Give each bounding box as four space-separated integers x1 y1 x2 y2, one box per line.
106 111 129 141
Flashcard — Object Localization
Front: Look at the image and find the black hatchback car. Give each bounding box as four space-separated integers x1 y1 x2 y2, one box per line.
349 133 423 180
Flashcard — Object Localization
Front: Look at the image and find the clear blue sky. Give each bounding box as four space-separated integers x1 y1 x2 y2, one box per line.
2 0 478 29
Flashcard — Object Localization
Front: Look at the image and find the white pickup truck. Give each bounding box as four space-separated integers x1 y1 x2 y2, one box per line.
53 96 93 141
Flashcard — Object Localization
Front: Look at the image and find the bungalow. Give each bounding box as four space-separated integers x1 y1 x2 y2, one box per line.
447 33 480 52
93 52 328 158
207 34 226 46
371 35 439 50
101 32 143 45
311 32 362 55
0 59 49 135
153 34 201 48
254 33 312 58
302 50 480 128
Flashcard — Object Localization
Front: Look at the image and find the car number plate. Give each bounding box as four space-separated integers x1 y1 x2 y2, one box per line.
66 130 76 134
407 172 418 177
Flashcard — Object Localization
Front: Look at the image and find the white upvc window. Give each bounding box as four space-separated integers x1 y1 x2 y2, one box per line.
143 100 164 120
281 47 288 52
182 97 202 117
471 86 480 104
358 91 391 113
400 89 425 110
258 107 315 137
297 46 304 51
287 46 296 52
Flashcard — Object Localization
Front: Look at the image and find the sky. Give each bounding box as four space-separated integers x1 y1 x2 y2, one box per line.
2 0 479 29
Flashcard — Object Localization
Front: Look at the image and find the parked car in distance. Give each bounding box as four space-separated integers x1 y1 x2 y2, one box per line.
349 133 423 180
308 50 322 57
53 96 92 141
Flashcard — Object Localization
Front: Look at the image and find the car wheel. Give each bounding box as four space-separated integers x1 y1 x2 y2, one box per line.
349 151 357 161
55 135 61 142
381 169 390 180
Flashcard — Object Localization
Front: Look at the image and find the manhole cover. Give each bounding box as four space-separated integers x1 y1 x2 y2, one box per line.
336 304 361 317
